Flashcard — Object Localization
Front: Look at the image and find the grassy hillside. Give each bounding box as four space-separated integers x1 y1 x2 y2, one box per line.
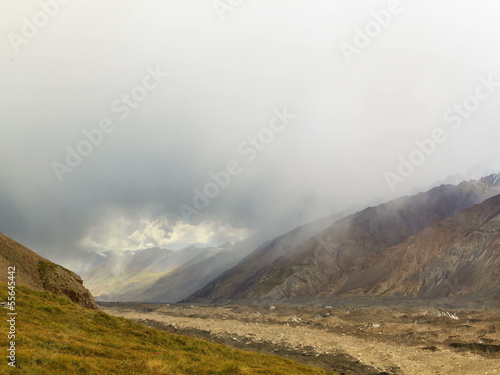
0 284 335 375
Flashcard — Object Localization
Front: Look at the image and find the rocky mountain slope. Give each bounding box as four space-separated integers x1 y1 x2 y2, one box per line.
183 214 344 303
0 233 96 308
336 194 500 298
185 174 500 302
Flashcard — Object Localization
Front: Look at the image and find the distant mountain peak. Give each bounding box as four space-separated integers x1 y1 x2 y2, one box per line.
479 172 500 187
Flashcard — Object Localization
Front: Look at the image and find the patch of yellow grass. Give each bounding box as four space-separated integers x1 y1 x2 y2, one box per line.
0 284 335 375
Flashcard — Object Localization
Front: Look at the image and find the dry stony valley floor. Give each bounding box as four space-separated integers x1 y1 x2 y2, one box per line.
101 301 500 375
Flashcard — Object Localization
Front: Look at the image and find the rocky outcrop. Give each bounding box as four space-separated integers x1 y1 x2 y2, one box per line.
0 233 97 309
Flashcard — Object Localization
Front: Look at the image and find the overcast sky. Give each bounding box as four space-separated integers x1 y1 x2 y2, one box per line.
1 0 500 268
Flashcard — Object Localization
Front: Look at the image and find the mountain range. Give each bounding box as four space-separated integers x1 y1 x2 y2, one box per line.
83 207 353 302
185 174 500 302
82 245 209 301
138 214 343 303
76 173 500 304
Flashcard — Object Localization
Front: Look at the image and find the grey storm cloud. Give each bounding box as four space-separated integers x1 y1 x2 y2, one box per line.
1 0 500 269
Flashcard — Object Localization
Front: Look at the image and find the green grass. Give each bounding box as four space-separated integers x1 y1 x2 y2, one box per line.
0 284 335 374
37 260 58 279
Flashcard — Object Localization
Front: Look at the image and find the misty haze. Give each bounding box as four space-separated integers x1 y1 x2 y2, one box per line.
1 1 499 374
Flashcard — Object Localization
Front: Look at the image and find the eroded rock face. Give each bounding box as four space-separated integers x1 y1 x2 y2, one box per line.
38 260 98 309
0 233 97 309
